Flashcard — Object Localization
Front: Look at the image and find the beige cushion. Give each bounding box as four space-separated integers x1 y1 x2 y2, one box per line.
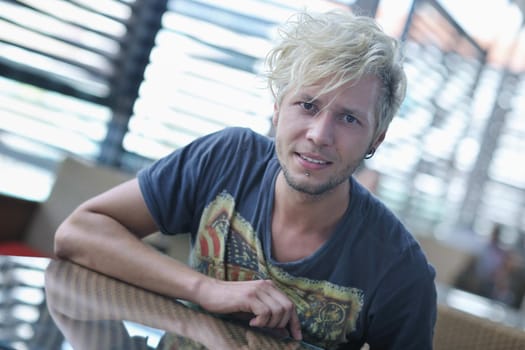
417 235 475 286
24 156 133 256
25 156 191 262
434 304 525 349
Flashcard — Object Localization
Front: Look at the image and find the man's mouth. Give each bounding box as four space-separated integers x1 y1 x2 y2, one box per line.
298 153 330 165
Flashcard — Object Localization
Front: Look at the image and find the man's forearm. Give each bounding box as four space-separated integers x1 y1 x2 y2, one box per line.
54 209 205 303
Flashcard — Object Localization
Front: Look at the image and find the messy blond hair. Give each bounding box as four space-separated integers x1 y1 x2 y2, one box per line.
265 10 407 139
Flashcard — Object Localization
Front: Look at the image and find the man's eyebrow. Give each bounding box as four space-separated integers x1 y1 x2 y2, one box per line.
298 93 316 102
339 106 364 116
297 92 369 120
340 107 369 120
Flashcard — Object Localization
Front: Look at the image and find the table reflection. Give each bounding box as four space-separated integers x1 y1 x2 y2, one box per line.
0 256 58 350
3 255 525 349
44 259 314 350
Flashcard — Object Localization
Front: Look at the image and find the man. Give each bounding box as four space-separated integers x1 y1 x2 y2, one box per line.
55 9 437 349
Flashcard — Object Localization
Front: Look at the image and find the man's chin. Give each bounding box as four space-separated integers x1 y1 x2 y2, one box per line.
281 166 337 196
286 178 333 197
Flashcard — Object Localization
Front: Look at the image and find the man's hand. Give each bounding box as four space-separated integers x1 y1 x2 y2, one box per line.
195 278 302 341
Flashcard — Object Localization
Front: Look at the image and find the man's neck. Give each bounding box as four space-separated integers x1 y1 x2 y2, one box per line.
270 172 350 262
273 172 350 230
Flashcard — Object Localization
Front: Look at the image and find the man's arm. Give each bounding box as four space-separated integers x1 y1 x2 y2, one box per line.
54 179 302 340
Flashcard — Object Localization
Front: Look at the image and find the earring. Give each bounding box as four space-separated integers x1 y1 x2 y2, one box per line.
364 147 376 159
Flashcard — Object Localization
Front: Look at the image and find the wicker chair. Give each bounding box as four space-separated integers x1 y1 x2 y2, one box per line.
434 304 525 349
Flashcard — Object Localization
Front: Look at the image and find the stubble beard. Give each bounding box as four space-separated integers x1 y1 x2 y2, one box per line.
280 158 361 197
274 135 367 197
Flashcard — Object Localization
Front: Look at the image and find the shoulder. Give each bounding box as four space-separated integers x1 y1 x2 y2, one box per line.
224 126 273 146
350 178 434 275
153 127 272 164
138 127 266 181
351 178 414 247
198 127 273 155
203 128 275 170
214 126 270 142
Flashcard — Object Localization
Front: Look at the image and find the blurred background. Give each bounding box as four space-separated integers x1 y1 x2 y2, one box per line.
1 0 525 305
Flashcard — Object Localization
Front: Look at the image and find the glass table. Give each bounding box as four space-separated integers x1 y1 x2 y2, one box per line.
0 255 318 350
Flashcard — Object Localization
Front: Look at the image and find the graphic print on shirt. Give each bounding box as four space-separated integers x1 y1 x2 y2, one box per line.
191 191 364 349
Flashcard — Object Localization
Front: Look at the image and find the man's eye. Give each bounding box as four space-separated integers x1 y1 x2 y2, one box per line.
342 114 358 124
301 102 316 112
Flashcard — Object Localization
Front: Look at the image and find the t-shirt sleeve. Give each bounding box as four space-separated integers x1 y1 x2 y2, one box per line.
138 127 246 235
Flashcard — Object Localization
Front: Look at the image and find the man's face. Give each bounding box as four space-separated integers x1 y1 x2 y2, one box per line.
272 75 384 196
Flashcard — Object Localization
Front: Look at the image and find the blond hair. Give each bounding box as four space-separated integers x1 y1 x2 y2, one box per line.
265 10 407 139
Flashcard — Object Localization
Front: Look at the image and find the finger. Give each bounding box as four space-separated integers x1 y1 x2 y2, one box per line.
248 298 272 328
287 311 303 341
246 281 280 327
253 288 290 329
273 296 294 329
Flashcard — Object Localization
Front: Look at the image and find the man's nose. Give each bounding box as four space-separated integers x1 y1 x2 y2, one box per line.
306 111 335 146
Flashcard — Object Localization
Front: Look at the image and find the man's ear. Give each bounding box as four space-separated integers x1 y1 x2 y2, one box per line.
272 102 279 126
372 131 386 150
